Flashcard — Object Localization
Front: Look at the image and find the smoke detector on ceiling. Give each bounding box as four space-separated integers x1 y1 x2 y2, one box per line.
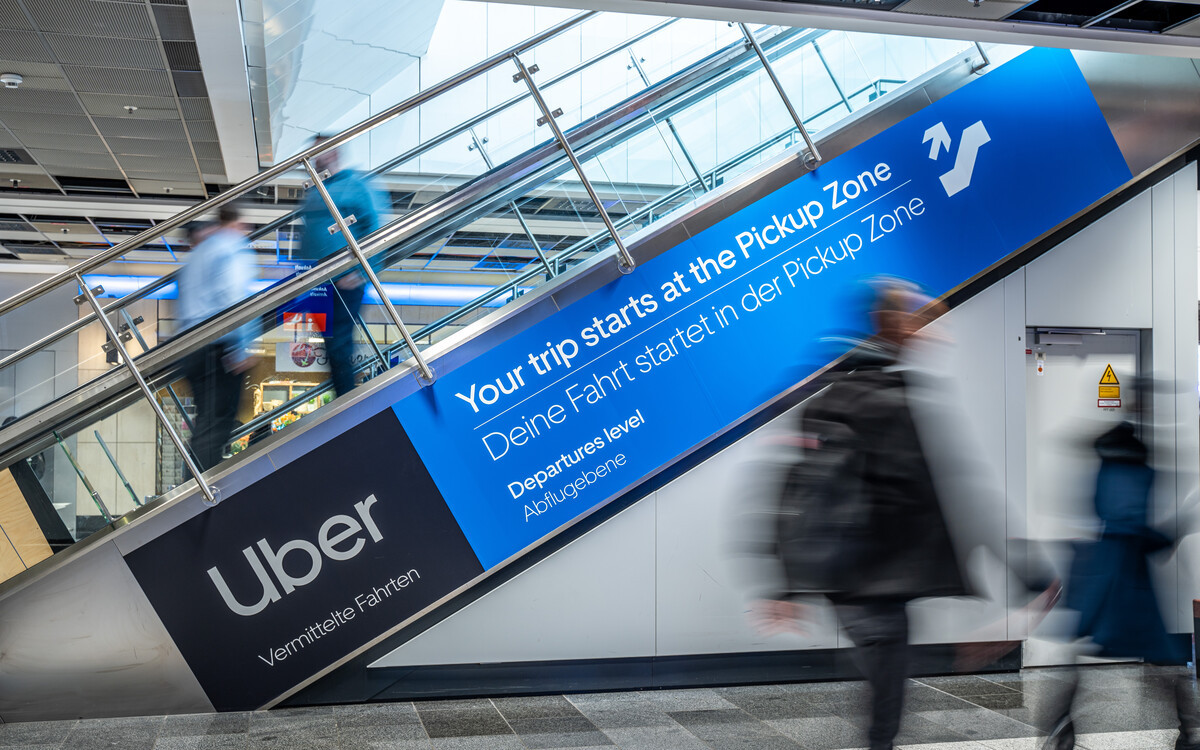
0 73 23 89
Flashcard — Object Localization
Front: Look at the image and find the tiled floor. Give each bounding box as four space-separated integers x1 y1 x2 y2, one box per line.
0 664 1194 749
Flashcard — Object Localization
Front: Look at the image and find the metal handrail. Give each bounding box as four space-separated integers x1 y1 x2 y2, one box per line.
0 21 815 469
225 71 898 443
0 10 600 319
0 16 683 378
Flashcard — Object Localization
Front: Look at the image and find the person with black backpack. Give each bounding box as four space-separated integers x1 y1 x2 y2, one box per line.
756 278 969 750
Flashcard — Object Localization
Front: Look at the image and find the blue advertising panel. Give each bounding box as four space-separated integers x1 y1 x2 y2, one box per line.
394 48 1133 570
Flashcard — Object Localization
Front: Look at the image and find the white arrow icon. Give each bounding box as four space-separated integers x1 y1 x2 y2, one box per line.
938 121 991 197
923 122 951 160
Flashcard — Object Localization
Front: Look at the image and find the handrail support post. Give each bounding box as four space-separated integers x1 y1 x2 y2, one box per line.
511 52 637 273
740 23 821 170
300 158 436 385
73 276 219 507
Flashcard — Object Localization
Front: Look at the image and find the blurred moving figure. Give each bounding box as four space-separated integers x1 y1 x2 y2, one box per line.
178 205 257 473
1043 420 1199 750
756 278 968 750
298 135 387 397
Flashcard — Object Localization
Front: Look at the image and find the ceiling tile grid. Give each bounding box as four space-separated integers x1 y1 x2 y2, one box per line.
895 0 1029 20
0 0 227 198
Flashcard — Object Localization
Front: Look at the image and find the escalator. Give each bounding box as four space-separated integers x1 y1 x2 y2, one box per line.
0 11 1198 720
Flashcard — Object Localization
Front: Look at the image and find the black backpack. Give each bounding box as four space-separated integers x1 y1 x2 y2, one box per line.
774 379 875 595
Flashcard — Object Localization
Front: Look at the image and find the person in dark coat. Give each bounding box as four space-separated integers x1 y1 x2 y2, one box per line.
757 278 968 750
1044 421 1199 750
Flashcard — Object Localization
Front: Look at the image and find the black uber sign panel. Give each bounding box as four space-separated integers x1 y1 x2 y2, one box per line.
124 410 484 711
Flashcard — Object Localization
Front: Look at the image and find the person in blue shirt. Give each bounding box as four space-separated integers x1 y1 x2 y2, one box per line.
177 204 258 473
297 135 387 397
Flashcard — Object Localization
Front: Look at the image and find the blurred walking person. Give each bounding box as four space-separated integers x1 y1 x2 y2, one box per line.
177 205 257 473
1043 419 1199 750
298 135 386 397
756 278 969 750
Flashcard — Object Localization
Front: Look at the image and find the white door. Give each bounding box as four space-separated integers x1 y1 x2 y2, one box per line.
1024 328 1142 666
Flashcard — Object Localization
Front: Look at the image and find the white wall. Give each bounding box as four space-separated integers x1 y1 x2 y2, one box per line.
371 165 1200 669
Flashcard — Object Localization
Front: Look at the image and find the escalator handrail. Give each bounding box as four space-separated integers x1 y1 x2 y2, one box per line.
0 17 686 379
0 23 823 470
0 10 600 320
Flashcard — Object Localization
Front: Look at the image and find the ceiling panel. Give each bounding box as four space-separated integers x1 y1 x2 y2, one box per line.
13 131 110 153
63 66 174 97
93 116 186 139
30 149 119 170
25 0 156 39
197 158 225 173
127 178 204 195
117 154 196 172
184 119 217 140
46 34 165 68
0 130 21 148
0 59 71 90
179 97 212 119
0 29 54 62
0 111 95 134
107 136 194 157
172 70 206 97
49 166 125 179
154 7 195 41
80 93 178 118
0 0 32 30
190 141 221 160
895 0 1028 19
0 88 84 114
163 40 199 70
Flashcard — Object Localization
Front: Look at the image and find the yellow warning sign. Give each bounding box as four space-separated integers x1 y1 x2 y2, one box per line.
1099 364 1121 407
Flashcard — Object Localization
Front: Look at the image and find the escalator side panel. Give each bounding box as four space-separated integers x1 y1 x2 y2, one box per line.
122 410 485 712
116 48 1136 713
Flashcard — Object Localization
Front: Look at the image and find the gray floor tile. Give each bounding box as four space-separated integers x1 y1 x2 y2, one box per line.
962 693 1029 711
919 708 1040 740
894 713 972 746
916 676 1023 698
417 707 512 738
0 745 63 750
641 689 738 712
414 699 496 712
601 725 711 750
522 731 614 749
906 685 979 713
240 735 334 750
0 720 76 746
683 720 804 750
248 707 336 739
63 717 163 750
337 736 431 750
160 713 250 737
509 716 602 735
493 696 586 720
333 702 422 728
429 736 526 750
337 723 430 744
570 699 675 730
670 708 761 725
152 734 247 749
769 715 864 750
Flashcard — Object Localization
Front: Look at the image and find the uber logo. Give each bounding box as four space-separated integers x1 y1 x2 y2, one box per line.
207 495 384 616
